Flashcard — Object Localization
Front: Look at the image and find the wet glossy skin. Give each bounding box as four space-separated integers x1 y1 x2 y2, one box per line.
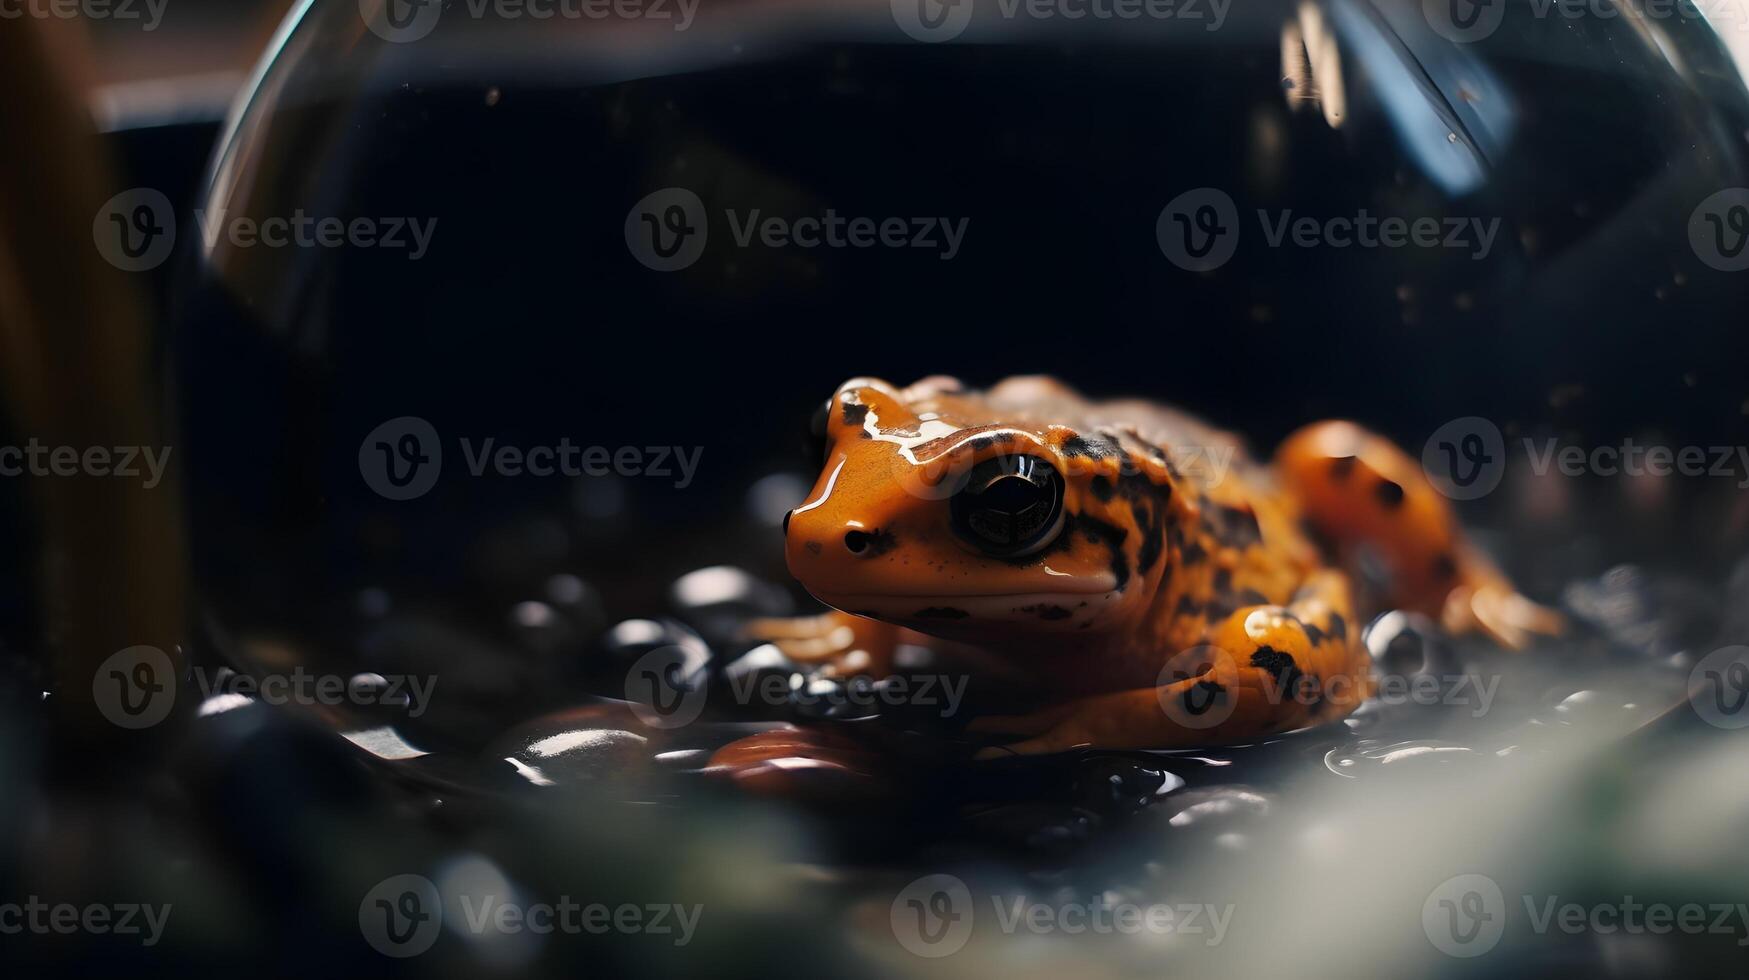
762 375 1558 755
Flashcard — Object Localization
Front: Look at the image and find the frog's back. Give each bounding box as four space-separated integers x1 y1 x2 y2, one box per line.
977 375 1267 495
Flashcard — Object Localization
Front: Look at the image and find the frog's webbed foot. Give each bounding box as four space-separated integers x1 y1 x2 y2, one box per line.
743 609 899 679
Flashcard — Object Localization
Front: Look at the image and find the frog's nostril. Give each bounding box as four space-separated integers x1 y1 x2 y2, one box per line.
843 530 871 555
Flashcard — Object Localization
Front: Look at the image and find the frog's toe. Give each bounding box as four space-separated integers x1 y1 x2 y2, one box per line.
743 611 900 675
1441 581 1567 651
1442 584 1565 651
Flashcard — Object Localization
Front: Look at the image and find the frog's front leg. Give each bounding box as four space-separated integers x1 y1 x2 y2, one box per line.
743 609 900 678
974 572 1371 756
1275 420 1563 649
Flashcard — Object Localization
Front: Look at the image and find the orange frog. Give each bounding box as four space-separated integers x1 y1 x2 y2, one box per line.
751 376 1560 757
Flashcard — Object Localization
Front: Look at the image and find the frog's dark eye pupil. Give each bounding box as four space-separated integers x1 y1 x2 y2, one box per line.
950 455 1066 557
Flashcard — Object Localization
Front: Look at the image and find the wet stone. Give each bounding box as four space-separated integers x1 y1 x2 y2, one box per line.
361 616 527 702
721 643 801 691
178 694 381 826
1547 688 1654 731
1342 698 1386 734
669 565 793 648
1158 786 1273 833
703 725 893 806
543 573 607 638
719 643 802 718
357 615 537 746
1072 756 1185 817
1552 688 1604 718
862 674 966 732
964 803 1101 856
652 748 712 770
345 671 412 719
507 600 583 661
789 675 883 722
1562 564 1694 658
1323 739 1484 779
601 619 714 697
1494 719 1564 758
491 705 659 788
1363 610 1455 678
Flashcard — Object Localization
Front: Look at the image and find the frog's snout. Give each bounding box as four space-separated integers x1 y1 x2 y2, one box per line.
782 502 893 595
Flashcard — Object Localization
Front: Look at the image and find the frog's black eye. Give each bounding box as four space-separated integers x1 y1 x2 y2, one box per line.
950 455 1066 558
804 398 831 463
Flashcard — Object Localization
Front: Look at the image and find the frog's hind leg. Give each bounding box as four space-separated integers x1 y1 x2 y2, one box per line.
972 571 1372 756
1275 420 1561 649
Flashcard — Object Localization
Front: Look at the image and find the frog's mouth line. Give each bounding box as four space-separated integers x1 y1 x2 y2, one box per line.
811 573 1118 604
816 586 1119 623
